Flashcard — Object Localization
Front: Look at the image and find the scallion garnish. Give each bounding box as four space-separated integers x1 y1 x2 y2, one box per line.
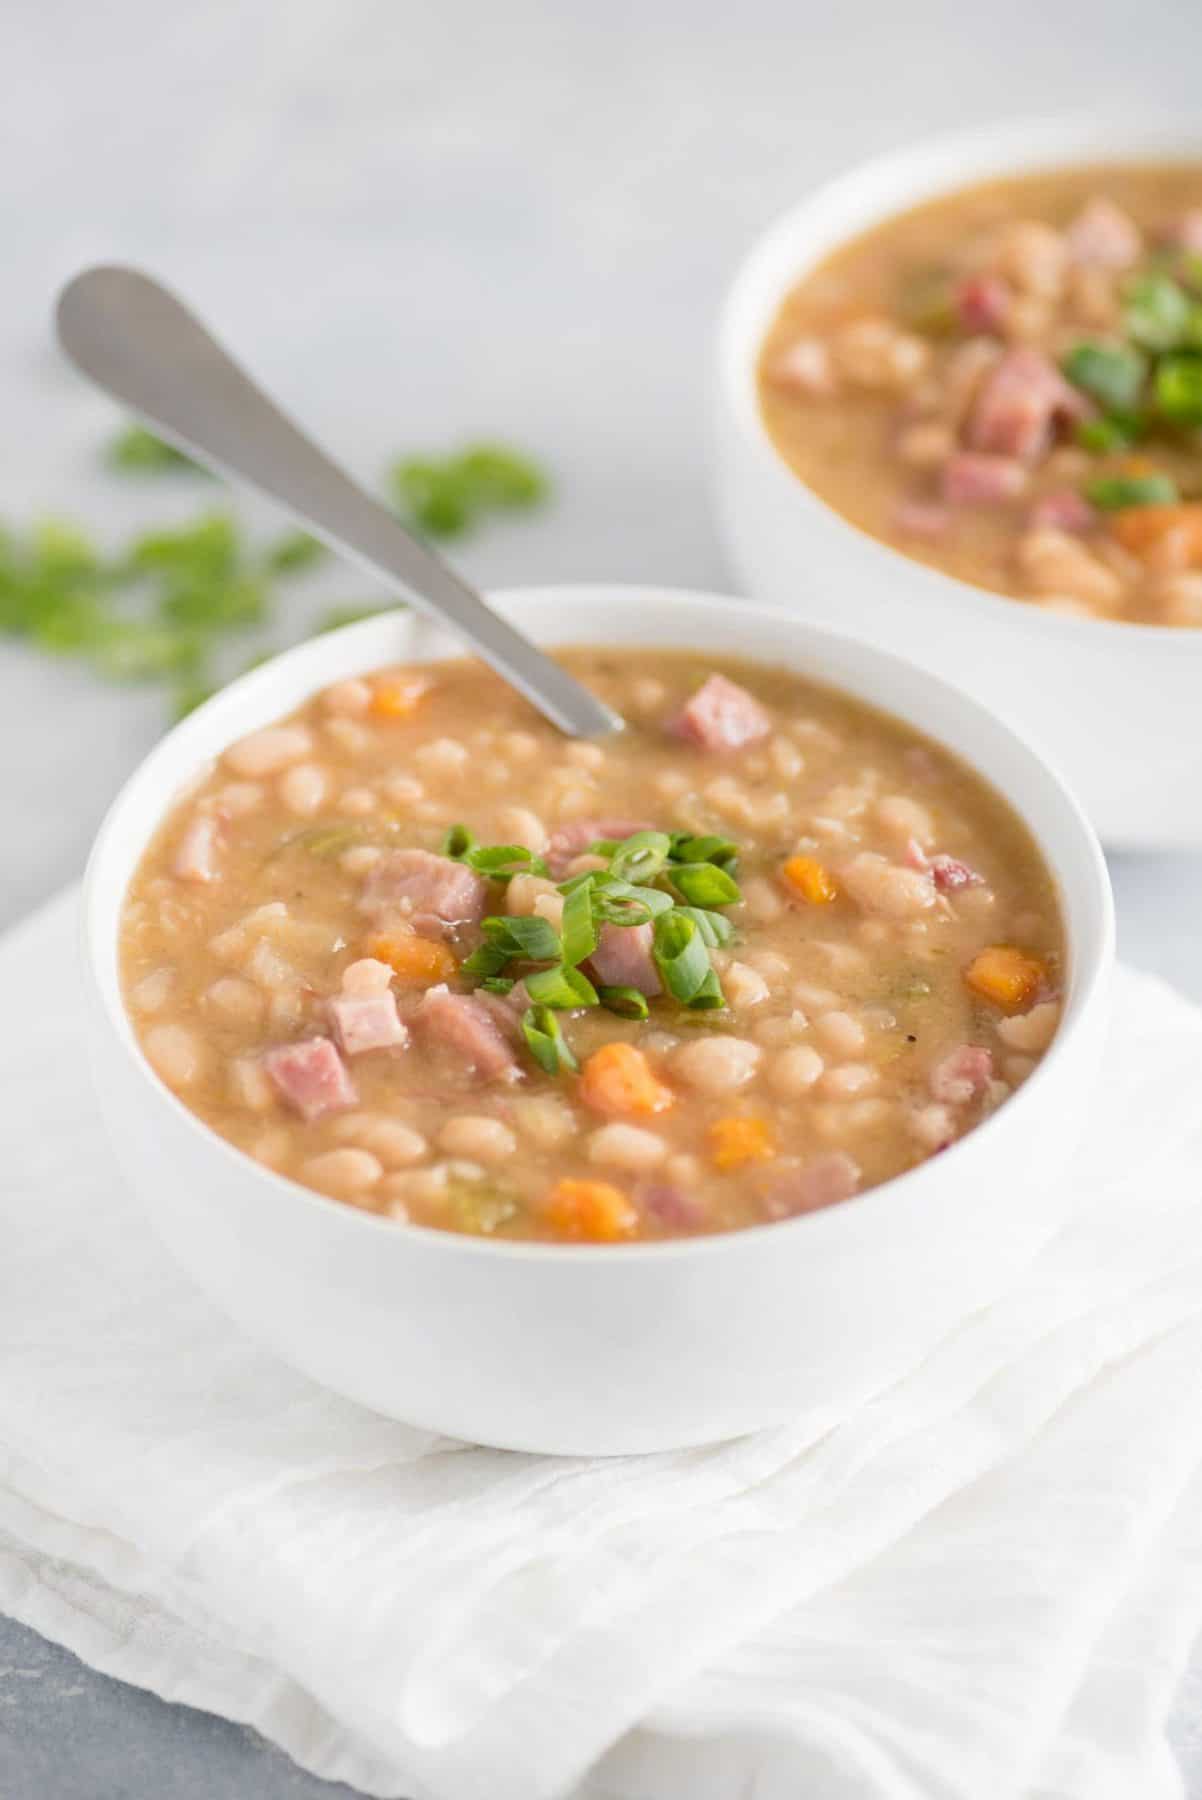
1062 342 1147 413
480 914 563 961
1075 413 1145 454
1084 473 1179 511
666 861 742 908
609 830 672 884
1124 272 1192 352
521 1005 578 1075
669 832 739 869
560 880 598 967
1154 355 1202 427
442 823 476 858
652 912 718 1006
524 964 599 1009
596 985 651 1020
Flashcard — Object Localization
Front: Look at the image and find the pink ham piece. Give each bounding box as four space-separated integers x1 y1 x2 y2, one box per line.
893 499 952 540
766 1151 862 1218
328 991 408 1056
669 674 771 752
1029 488 1096 533
173 814 221 884
263 1037 356 1120
636 1182 707 1230
359 849 487 927
905 839 985 892
967 347 1089 462
547 817 654 876
955 273 1011 334
413 984 521 1082
1164 209 1202 254
586 920 662 997
941 451 1027 506
930 1044 993 1105
1065 197 1142 270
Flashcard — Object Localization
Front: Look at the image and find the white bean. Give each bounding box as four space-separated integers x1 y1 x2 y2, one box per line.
324 718 370 755
331 1115 427 1166
225 724 313 778
997 1001 1060 1053
876 795 935 847
415 737 469 777
910 1103 954 1149
279 763 328 816
818 1062 878 1098
384 774 425 807
228 1057 276 1111
840 853 936 919
768 1045 825 1095
340 786 378 817
204 976 265 1026
565 741 605 770
496 806 549 855
508 873 560 916
342 957 395 995
587 1123 667 1173
671 1036 761 1095
741 877 784 923
723 961 770 1009
438 1117 517 1164
130 968 175 1013
144 1024 204 1089
814 1010 866 1056
513 1095 576 1149
303 1148 383 1200
321 678 371 717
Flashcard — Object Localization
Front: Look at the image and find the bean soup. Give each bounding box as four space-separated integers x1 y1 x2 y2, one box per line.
121 649 1065 1241
759 165 1202 626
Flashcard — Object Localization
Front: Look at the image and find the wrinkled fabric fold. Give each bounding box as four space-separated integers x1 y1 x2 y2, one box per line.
2 886 1202 1800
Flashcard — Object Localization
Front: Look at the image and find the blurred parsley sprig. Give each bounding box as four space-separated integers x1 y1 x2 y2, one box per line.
0 426 549 722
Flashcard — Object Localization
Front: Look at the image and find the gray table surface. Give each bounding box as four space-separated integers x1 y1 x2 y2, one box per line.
4 0 1202 1792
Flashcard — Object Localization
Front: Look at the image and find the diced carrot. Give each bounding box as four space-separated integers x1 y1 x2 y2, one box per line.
1110 503 1202 566
579 1042 674 1117
963 945 1047 1013
708 1116 775 1172
780 855 839 905
366 932 457 986
542 1178 639 1242
370 671 432 719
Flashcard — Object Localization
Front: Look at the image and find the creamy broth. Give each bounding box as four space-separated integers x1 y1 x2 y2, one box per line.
760 164 1202 626
120 648 1065 1241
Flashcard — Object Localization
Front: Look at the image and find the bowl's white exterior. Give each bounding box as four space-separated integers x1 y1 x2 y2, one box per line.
83 589 1113 1455
715 116 1202 850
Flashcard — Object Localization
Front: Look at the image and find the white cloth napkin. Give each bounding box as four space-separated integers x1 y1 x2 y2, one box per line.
3 887 1202 1800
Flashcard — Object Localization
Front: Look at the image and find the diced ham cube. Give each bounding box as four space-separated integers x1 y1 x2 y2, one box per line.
1065 198 1142 270
586 921 662 997
328 991 408 1056
413 984 521 1082
636 1182 707 1229
955 273 1011 334
1028 489 1096 533
359 849 488 927
174 814 221 884
669 674 771 752
929 1044 993 1105
941 452 1027 506
928 854 985 893
766 1151 862 1218
967 348 1089 463
547 817 655 876
893 499 952 539
263 1037 357 1120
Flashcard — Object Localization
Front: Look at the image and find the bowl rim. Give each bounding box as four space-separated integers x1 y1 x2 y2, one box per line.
717 109 1202 650
83 584 1114 1265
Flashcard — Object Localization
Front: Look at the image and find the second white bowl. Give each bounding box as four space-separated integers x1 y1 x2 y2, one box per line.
715 115 1202 849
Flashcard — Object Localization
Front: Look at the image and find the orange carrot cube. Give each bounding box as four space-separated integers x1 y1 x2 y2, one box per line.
366 932 457 986
708 1116 775 1172
963 945 1046 1013
781 855 839 905
542 1178 639 1242
579 1042 674 1117
370 671 432 719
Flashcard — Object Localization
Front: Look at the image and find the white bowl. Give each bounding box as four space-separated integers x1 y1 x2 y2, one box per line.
82 588 1113 1455
715 115 1202 850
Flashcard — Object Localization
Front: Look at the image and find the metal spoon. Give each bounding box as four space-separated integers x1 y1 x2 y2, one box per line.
55 266 623 740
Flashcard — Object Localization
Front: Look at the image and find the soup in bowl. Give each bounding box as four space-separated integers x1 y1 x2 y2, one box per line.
717 118 1202 848
84 589 1112 1453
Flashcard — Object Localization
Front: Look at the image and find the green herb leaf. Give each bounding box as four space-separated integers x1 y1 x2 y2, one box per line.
686 967 728 1010
263 530 326 573
675 905 735 947
107 425 202 475
129 513 239 583
596 985 650 1020
481 914 562 961
442 823 476 859
460 942 513 980
1075 412 1145 454
1062 341 1147 412
1084 473 1179 510
454 443 548 510
652 912 712 1004
391 458 473 538
1124 271 1192 351
609 830 672 884
669 832 739 869
560 879 599 967
479 976 516 995
666 861 742 907
158 574 268 632
1155 354 1202 426
464 843 551 882
523 964 599 1009
521 1004 578 1075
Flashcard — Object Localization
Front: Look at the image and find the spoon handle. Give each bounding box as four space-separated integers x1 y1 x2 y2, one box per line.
56 266 622 740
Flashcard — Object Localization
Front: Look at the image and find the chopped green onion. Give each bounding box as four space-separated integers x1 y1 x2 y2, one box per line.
675 906 735 947
464 844 550 882
591 879 674 927
455 443 548 510
1183 253 1202 295
1155 355 1202 426
391 458 472 538
669 832 739 869
1075 412 1145 453
596 985 650 1020
481 914 562 961
442 823 476 858
1084 473 1179 510
1124 271 1192 351
666 862 742 908
652 912 712 1004
158 575 268 632
609 830 672 884
521 1005 578 1075
128 512 239 582
479 976 516 995
1062 342 1147 412
560 879 598 967
460 942 512 980
263 531 326 573
523 964 598 1009
687 967 728 1010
